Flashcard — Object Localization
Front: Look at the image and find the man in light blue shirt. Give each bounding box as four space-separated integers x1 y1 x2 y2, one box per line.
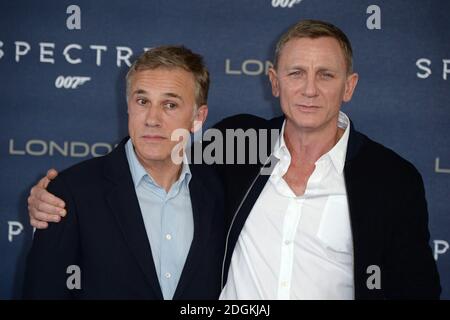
125 139 193 299
24 46 225 299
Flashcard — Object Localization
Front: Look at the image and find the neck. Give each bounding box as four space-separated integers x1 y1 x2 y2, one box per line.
284 119 344 165
137 156 184 193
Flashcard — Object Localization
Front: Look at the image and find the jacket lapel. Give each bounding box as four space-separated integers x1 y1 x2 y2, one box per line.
223 164 272 282
104 138 163 299
173 164 214 299
222 116 284 284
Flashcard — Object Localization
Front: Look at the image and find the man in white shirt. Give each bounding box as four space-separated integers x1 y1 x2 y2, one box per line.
214 20 440 299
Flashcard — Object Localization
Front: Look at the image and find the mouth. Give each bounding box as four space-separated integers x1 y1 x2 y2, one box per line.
141 135 167 142
295 104 320 112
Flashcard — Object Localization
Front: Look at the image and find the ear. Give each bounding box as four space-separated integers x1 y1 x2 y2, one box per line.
190 104 208 133
343 73 359 102
268 67 280 97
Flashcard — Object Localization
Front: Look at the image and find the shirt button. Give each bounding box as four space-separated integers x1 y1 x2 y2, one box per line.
284 240 292 245
165 234 172 240
165 272 171 279
281 281 288 287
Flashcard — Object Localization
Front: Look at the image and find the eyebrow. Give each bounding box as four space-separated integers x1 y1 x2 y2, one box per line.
131 89 184 101
316 67 336 73
286 65 335 72
163 92 183 101
132 89 148 96
284 65 338 75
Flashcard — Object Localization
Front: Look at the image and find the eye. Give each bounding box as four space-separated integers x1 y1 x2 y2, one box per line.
163 102 177 110
288 70 303 77
136 98 148 106
320 72 334 79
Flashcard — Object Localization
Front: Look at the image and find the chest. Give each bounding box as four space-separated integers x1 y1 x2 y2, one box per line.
283 163 315 196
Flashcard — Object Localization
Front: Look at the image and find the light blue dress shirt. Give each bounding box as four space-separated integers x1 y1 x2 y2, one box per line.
125 139 193 300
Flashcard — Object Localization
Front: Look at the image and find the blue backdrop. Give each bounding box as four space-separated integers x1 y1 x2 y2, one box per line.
1 0 449 299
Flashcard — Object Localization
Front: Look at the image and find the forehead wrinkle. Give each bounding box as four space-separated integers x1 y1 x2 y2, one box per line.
130 69 195 103
279 38 347 73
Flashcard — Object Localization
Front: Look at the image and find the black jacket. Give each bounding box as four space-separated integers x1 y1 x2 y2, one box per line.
212 114 441 300
23 138 226 299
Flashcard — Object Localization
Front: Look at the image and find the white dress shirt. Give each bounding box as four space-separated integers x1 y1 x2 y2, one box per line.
220 111 354 300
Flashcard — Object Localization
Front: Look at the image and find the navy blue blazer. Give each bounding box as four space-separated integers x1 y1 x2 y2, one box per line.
212 114 441 300
23 138 226 299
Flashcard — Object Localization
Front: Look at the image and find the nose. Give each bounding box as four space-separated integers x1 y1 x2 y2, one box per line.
145 105 162 128
302 74 318 98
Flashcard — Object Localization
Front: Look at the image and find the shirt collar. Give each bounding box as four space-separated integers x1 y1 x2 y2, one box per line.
327 111 350 174
273 111 351 177
125 138 192 189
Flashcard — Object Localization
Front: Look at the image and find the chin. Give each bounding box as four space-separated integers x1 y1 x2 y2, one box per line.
136 146 170 162
142 153 172 163
289 116 321 130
